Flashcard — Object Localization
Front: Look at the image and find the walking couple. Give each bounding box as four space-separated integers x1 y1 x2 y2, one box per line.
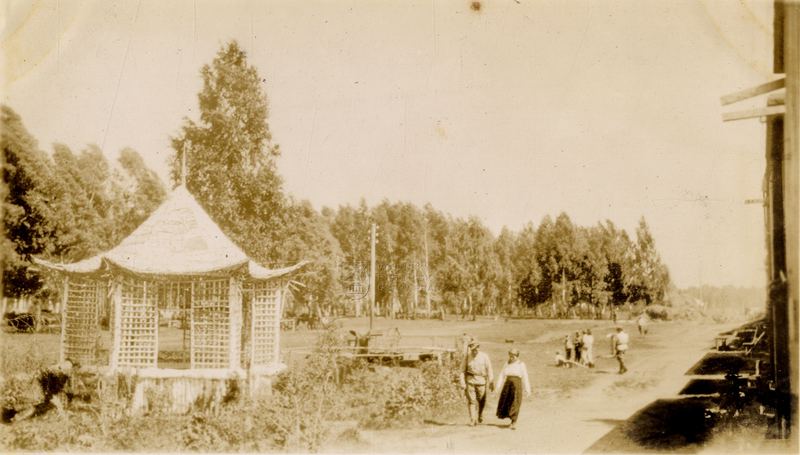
460 340 531 430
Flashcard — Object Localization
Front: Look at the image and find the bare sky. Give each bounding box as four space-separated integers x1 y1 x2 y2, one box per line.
1 0 776 288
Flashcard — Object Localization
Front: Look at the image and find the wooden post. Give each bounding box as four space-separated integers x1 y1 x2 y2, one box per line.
250 282 258 367
370 223 376 332
424 225 432 318
229 277 242 370
190 281 195 369
274 282 283 364
766 113 789 438
781 1 800 438
147 281 158 367
59 277 69 364
413 262 418 318
109 278 123 371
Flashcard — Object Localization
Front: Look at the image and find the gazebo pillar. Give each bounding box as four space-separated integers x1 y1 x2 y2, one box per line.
59 277 69 364
228 277 243 369
109 277 122 371
274 281 283 364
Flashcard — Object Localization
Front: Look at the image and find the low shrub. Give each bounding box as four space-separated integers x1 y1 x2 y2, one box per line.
1 326 462 452
645 305 670 320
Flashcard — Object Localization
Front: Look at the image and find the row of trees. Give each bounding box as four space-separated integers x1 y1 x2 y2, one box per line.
2 41 670 318
2 106 166 300
322 203 670 318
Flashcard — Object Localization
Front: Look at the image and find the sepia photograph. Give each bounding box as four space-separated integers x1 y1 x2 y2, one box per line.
1 0 798 453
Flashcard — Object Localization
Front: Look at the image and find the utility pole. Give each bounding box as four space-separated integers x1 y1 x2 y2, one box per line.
369 223 377 331
423 225 431 317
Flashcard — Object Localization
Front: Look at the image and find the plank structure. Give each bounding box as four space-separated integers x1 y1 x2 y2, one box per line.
191 279 230 369
62 277 102 365
117 279 158 368
250 281 281 367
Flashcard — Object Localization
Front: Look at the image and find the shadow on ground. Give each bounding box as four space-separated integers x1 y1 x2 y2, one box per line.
423 419 509 429
685 352 759 376
586 397 716 453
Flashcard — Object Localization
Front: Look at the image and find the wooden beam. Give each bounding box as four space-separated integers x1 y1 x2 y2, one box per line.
722 105 786 122
721 78 785 106
769 90 787 106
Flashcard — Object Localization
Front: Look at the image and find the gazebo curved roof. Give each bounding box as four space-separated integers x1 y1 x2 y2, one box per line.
36 185 304 279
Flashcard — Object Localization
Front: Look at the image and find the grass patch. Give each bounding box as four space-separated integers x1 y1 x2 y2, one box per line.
0 326 463 452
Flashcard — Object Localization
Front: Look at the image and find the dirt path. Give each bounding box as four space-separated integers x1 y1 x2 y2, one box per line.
327 321 735 454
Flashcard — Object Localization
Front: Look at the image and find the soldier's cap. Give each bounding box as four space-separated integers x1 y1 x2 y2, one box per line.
468 340 480 349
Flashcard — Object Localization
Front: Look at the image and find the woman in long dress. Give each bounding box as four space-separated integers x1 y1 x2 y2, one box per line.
495 348 531 429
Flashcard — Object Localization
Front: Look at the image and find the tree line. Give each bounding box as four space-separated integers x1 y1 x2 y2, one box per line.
2 41 670 318
2 105 166 302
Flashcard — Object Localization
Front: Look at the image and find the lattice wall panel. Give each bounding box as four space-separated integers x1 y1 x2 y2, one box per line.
251 281 280 366
162 282 192 328
63 278 102 365
118 279 158 368
191 279 229 368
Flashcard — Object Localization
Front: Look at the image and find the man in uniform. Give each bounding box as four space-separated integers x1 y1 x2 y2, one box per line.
460 340 494 425
612 326 629 374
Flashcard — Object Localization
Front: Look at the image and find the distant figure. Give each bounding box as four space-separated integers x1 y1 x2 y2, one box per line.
564 334 575 367
637 313 649 336
611 306 617 323
611 327 630 374
495 348 531 430
460 340 494 426
573 331 583 364
554 351 568 368
581 329 595 368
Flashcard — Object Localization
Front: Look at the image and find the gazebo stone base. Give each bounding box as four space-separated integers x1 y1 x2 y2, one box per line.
106 364 287 414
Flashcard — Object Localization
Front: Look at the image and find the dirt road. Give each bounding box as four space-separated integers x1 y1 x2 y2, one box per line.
327 320 734 454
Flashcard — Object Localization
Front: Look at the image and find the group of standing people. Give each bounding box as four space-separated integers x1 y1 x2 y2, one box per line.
460 339 531 430
455 322 639 430
556 326 630 375
559 329 595 368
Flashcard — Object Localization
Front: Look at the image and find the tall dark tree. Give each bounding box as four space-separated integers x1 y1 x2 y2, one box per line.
493 227 517 315
2 106 57 297
599 220 631 305
626 217 670 304
422 204 451 314
329 200 371 314
535 214 582 314
440 217 498 317
50 144 108 260
574 225 610 309
169 40 284 264
2 106 166 300
513 222 544 309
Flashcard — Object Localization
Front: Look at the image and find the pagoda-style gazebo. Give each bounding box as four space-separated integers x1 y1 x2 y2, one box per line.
36 185 304 411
